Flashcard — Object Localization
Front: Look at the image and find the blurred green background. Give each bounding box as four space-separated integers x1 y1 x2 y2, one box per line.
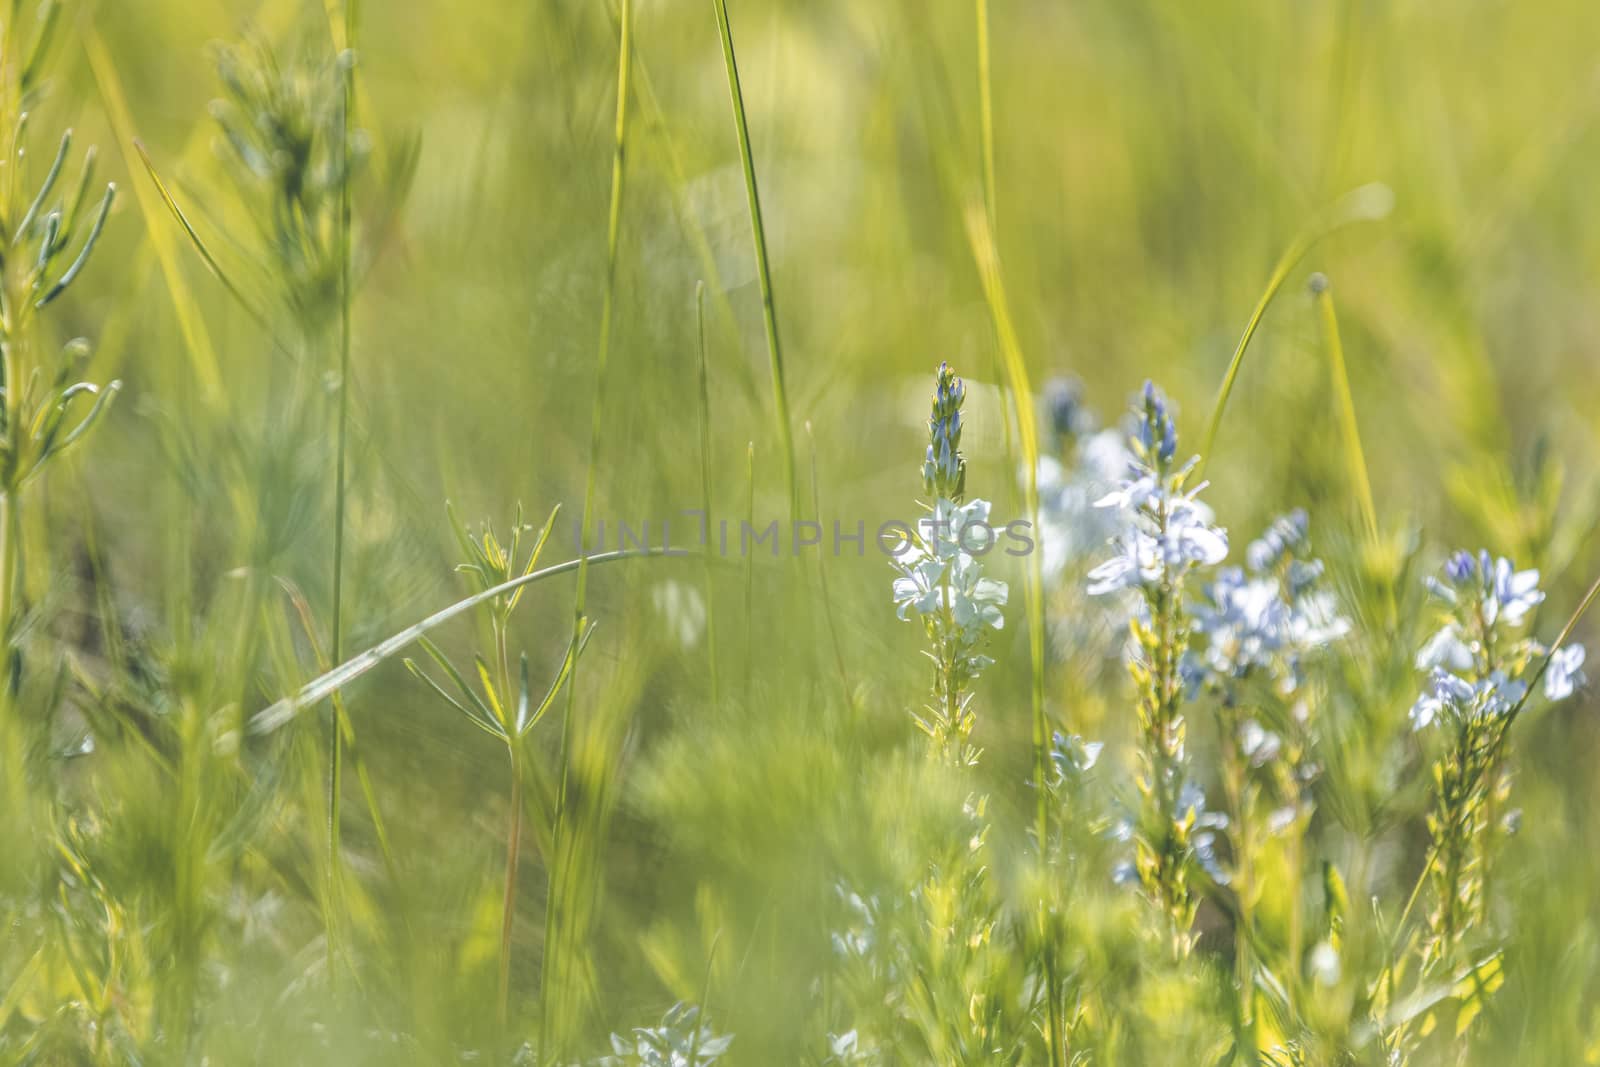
8 0 1600 1061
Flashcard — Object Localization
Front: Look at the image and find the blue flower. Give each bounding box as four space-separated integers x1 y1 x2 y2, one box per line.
922 362 968 501
1444 549 1476 584
1188 513 1348 690
1409 667 1526 731
1246 509 1309 573
1416 623 1474 672
1192 567 1290 677
891 498 1009 641
1050 730 1104 780
1033 427 1131 581
1545 644 1587 701
1085 531 1161 595
1430 549 1544 627
1044 375 1096 448
1137 380 1178 466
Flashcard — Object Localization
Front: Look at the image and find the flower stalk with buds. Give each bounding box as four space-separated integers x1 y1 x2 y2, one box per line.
1188 510 1349 1038
1089 382 1228 956
1410 551 1584 966
893 363 1008 765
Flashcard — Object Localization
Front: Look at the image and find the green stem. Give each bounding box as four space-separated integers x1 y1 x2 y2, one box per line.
0 486 18 695
695 283 720 708
1196 184 1393 478
499 743 524 1029
541 1 633 1054
1221 713 1257 1062
806 423 851 711
975 0 996 232
710 0 797 523
325 0 358 983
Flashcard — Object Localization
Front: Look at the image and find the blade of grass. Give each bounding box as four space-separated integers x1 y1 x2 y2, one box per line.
696 283 721 707
743 440 755 706
1196 182 1394 477
710 0 798 522
542 0 634 1051
625 40 761 408
130 140 274 334
975 0 996 232
277 577 396 875
81 25 225 409
963 200 1064 1066
806 421 852 710
1312 274 1379 543
250 547 674 733
323 0 360 987
962 205 1048 865
974 0 1021 521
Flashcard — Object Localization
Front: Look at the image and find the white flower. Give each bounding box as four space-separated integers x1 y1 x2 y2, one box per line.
1416 623 1474 672
1489 557 1544 626
1032 429 1132 582
891 498 1009 640
1189 523 1348 689
1545 644 1587 701
1093 472 1159 512
1409 668 1475 730
1086 531 1162 595
650 580 706 648
1163 498 1229 567
1410 668 1526 732
891 557 946 620
1193 568 1289 676
1290 589 1352 648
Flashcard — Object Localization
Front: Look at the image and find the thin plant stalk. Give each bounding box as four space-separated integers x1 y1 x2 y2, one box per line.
1311 273 1402 644
806 421 852 708
1380 566 1600 1037
252 548 669 734
1196 183 1394 477
83 26 226 408
324 0 358 983
743 441 755 706
1312 277 1378 542
711 0 798 522
1218 711 1258 1060
0 497 17 695
498 741 523 1028
695 282 721 707
962 203 1061 1059
541 0 633 1052
975 0 996 232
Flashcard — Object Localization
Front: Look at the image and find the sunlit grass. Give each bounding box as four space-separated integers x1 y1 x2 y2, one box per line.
2 2 1599 1064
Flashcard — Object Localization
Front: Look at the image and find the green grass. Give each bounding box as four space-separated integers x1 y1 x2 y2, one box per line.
3 1 1600 1064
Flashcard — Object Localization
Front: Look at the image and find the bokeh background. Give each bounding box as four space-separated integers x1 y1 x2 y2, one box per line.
10 0 1600 1061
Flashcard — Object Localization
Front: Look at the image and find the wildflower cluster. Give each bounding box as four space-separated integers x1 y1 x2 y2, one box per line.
1034 376 1132 584
892 363 1008 764
1089 382 1227 955
827 793 1022 1064
1409 551 1585 965
1187 512 1350 843
1186 512 1349 1044
1191 510 1350 692
595 1003 733 1067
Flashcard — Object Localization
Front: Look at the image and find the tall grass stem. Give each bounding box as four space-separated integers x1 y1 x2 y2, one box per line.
1313 278 1379 542
1197 183 1393 476
542 0 634 1051
711 0 798 522
963 204 1063 1060
696 282 721 707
